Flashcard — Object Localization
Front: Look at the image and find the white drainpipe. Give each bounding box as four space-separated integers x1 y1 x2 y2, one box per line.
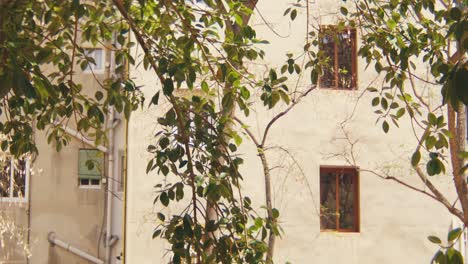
48 232 104 264
104 35 116 262
105 105 115 264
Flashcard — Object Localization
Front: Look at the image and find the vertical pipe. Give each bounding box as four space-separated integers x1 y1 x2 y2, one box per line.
26 156 31 264
105 106 114 264
104 40 115 264
121 30 131 264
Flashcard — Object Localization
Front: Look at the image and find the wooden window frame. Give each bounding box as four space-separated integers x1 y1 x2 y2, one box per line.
319 26 358 90
319 165 360 232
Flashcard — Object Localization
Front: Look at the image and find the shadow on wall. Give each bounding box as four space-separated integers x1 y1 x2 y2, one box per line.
48 244 58 264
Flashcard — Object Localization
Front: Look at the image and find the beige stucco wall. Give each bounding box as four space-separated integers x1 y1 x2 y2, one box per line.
125 0 457 263
1 48 126 263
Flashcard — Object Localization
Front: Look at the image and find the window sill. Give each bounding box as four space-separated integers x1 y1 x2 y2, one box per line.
320 229 360 235
319 87 357 91
78 185 102 190
82 70 105 75
0 197 28 203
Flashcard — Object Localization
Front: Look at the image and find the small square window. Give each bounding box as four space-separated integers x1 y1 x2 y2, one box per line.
83 48 104 73
78 149 103 189
319 27 357 90
320 166 359 232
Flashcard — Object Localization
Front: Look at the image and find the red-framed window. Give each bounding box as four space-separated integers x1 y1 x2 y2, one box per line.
319 27 357 90
320 166 359 232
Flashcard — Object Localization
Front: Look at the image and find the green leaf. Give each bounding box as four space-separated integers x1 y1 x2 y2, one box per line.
387 19 397 30
450 7 462 20
428 235 442 244
278 89 290 105
382 121 389 133
95 91 104 101
372 97 380 106
152 229 162 239
310 69 319 85
233 133 242 146
151 91 160 105
427 159 442 176
411 151 421 166
290 9 297 20
340 7 348 15
448 228 462 242
458 151 468 159
381 98 388 110
163 79 174 95
157 212 165 222
448 248 463 264
222 92 234 111
272 208 280 219
433 250 446 264
1 141 7 151
396 108 405 118
201 81 209 93
159 137 170 149
160 192 169 206
146 159 154 173
269 91 280 109
426 136 437 150
428 113 437 126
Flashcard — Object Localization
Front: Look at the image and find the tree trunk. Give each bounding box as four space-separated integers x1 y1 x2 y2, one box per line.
448 104 468 223
259 151 275 263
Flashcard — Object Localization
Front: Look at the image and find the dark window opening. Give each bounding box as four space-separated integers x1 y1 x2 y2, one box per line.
320 166 359 232
0 158 27 199
319 27 357 90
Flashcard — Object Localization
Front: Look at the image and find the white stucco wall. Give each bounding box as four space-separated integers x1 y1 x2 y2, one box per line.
126 1 456 263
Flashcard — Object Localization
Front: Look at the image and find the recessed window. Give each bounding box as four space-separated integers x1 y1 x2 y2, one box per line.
320 166 359 232
117 150 125 193
0 158 28 202
319 27 357 89
78 149 103 188
83 48 104 73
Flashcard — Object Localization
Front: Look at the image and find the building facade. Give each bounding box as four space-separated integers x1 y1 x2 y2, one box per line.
0 43 126 264
0 1 462 264
124 0 457 263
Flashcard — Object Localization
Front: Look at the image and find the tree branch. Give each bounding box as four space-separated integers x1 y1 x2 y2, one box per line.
261 86 316 146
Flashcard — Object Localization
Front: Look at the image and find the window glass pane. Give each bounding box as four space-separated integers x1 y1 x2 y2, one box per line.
84 48 103 71
0 159 11 197
80 178 90 185
12 159 26 198
93 49 103 70
118 153 125 192
320 34 336 88
78 149 103 179
320 172 337 229
90 179 100 185
337 30 355 89
338 171 356 230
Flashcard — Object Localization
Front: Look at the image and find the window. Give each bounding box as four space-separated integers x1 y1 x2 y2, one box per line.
320 166 359 232
78 149 104 188
117 150 125 192
319 27 357 89
0 158 28 202
83 48 105 73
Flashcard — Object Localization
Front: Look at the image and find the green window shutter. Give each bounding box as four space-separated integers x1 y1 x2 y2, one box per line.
78 149 104 180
